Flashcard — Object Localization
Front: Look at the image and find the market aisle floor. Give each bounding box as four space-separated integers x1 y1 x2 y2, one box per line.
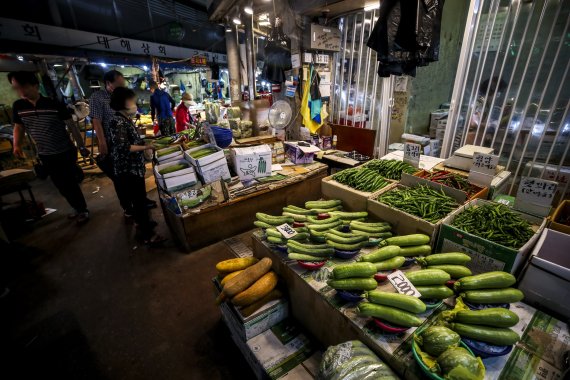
0 173 255 380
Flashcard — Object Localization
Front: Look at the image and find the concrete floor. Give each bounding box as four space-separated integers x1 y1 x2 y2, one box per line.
0 173 255 379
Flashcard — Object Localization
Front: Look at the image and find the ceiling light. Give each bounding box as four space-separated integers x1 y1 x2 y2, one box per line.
364 3 380 11
233 16 242 25
99 62 107 68
244 6 253 15
120 65 125 68
143 65 148 71
226 25 232 32
259 21 271 26
53 64 63 67
17 55 24 61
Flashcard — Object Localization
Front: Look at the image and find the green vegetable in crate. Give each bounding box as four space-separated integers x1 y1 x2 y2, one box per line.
450 308 519 328
378 185 459 223
381 234 430 247
286 241 333 256
283 206 318 215
282 211 308 222
357 302 422 327
156 146 180 157
349 220 392 233
267 236 286 245
415 286 454 300
326 240 363 251
436 347 485 380
427 265 472 279
332 167 391 192
254 221 273 229
327 278 378 291
449 323 520 346
451 203 535 249
265 229 309 241
306 215 341 224
305 199 342 210
333 262 377 279
362 159 418 180
158 163 189 175
399 245 432 257
307 220 342 231
178 186 211 208
325 232 367 245
351 230 393 240
358 245 401 262
189 148 217 159
288 252 327 262
366 290 426 313
416 326 461 357
460 288 524 304
406 269 450 286
329 211 368 220
454 271 516 291
256 213 294 226
374 256 406 271
417 252 472 266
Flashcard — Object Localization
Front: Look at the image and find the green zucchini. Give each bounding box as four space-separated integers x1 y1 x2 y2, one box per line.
310 235 326 244
288 252 328 262
417 326 461 357
427 265 472 279
325 233 368 245
286 241 334 256
254 220 273 229
329 211 369 220
366 290 426 313
282 206 318 215
351 230 393 239
350 220 391 228
374 256 406 271
333 262 377 279
256 213 294 225
357 302 422 327
267 236 285 245
405 269 450 286
417 252 472 266
326 240 363 251
415 286 454 300
452 308 520 328
307 220 343 231
327 278 378 291
310 206 343 213
358 246 401 262
305 199 342 209
349 223 392 234
282 212 307 222
454 271 516 291
460 288 524 304
306 215 341 224
382 234 430 247
398 245 432 257
450 323 520 345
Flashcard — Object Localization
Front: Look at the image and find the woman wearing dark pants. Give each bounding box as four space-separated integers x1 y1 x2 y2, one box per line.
109 88 165 245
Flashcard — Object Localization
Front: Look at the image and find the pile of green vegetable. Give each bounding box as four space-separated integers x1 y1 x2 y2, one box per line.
358 234 431 272
177 185 212 209
358 290 426 327
327 262 378 291
451 203 534 248
156 146 181 158
363 159 418 180
188 147 218 159
417 252 473 279
378 185 459 223
332 166 391 192
158 162 190 175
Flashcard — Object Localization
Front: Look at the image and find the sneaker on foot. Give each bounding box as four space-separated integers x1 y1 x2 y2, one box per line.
77 211 90 225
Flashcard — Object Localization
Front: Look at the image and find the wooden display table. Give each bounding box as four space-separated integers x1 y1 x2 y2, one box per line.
161 163 327 252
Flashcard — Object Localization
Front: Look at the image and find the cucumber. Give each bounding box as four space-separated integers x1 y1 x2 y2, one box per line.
357 302 422 327
289 232 310 241
453 308 520 328
310 236 326 243
267 236 285 245
374 256 406 271
254 221 273 229
427 265 472 279
398 245 432 257
417 252 472 266
349 222 392 234
286 241 334 256
358 246 401 262
305 199 342 209
325 233 368 245
327 278 378 291
350 220 391 228
287 240 330 249
366 290 426 313
351 230 393 239
310 206 343 213
267 230 309 241
405 269 450 286
307 220 343 231
306 215 341 224
381 234 430 247
415 286 454 300
256 213 294 225
327 229 356 238
282 206 317 215
326 240 363 251
333 262 377 279
329 211 369 220
282 212 308 222
460 288 524 304
454 271 516 291
288 252 327 262
450 323 520 346
287 248 331 257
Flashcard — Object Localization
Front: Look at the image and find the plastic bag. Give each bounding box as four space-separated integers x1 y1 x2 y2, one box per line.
318 340 398 380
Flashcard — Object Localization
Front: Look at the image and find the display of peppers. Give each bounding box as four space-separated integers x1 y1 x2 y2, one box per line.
417 170 480 197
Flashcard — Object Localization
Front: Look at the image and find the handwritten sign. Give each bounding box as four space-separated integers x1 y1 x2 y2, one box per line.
404 143 421 168
308 24 341 51
387 270 422 298
276 224 298 239
471 152 498 176
517 177 557 207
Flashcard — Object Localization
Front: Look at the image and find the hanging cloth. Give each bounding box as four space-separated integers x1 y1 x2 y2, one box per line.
301 65 328 133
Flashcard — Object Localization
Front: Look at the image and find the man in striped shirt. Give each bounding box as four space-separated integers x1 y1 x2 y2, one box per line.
10 71 90 224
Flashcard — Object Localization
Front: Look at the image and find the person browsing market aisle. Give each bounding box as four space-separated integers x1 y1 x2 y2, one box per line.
9 71 90 224
108 87 166 245
174 92 196 133
150 81 176 136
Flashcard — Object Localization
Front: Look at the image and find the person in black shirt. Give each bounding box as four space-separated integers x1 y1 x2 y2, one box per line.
109 88 165 245
10 71 90 224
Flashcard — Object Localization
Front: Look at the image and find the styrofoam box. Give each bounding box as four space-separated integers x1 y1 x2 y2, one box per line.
231 145 273 181
155 145 184 164
198 157 231 184
154 160 198 192
184 143 225 168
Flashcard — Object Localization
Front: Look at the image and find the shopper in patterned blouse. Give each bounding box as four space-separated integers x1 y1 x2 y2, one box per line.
109 88 166 245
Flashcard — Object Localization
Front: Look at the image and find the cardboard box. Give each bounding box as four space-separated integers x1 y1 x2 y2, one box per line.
321 175 393 211
184 143 225 168
518 228 570 319
229 319 315 380
429 110 448 138
197 158 231 184
413 170 489 200
436 199 546 274
154 159 198 193
367 174 467 244
155 145 184 164
231 145 273 182
284 142 320 164
550 200 570 235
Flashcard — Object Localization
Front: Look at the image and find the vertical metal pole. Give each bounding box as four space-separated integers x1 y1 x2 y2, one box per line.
361 10 376 129
226 27 242 103
146 0 157 42
541 103 570 179
336 16 350 122
346 13 358 117
244 13 256 100
369 60 380 132
376 75 394 157
354 11 366 119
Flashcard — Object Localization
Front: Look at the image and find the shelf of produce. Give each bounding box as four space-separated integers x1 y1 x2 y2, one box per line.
161 163 328 252
251 232 570 380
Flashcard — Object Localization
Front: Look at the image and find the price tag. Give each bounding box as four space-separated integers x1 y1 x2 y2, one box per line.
403 143 421 168
516 177 558 207
387 270 422 298
468 152 499 187
276 223 298 239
